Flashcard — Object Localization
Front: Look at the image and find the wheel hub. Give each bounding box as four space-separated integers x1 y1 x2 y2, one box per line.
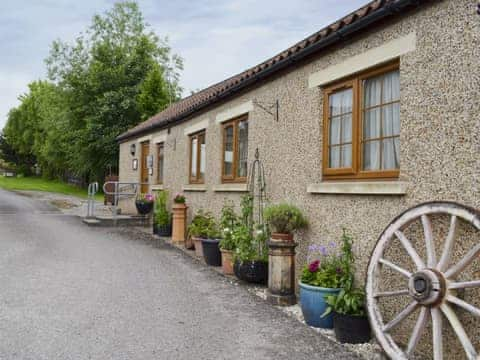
408 269 446 306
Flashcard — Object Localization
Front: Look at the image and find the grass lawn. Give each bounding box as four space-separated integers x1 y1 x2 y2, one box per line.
0 176 103 201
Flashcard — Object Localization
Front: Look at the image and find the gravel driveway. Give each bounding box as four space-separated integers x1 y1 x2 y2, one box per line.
0 189 360 360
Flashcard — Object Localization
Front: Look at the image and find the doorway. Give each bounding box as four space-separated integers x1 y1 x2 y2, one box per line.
140 141 150 193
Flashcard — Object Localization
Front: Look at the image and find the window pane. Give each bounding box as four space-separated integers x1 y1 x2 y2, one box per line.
382 103 400 136
224 126 234 176
191 138 198 178
364 108 381 140
364 76 381 108
329 146 340 168
157 144 164 183
341 114 352 143
363 140 380 170
199 134 206 180
382 70 400 103
341 144 352 168
237 120 248 178
330 117 341 145
329 88 352 116
382 138 400 170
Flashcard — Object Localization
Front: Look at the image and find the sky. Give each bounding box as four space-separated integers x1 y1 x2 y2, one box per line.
0 0 367 130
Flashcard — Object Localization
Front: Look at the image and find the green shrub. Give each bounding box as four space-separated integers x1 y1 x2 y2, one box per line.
154 190 170 226
219 200 239 251
263 203 308 234
323 287 366 317
188 210 219 238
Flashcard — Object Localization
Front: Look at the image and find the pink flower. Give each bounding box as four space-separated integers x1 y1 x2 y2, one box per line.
308 260 320 272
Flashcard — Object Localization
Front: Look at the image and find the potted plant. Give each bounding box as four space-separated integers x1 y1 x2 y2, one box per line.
135 193 154 215
153 190 172 237
323 287 371 344
188 210 215 258
264 203 308 241
218 201 238 275
232 195 269 284
171 193 187 245
299 230 354 329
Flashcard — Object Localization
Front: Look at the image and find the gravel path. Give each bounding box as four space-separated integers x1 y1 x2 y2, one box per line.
0 189 361 360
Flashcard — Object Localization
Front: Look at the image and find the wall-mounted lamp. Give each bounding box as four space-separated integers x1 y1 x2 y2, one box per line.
130 143 136 156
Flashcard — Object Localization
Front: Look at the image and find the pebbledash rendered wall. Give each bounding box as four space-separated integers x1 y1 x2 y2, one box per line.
119 1 479 354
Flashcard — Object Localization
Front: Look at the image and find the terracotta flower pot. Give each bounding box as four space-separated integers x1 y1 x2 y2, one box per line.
192 236 204 257
220 249 234 275
172 203 187 245
271 232 294 242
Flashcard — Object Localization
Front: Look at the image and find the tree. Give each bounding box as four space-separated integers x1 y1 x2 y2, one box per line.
44 1 183 181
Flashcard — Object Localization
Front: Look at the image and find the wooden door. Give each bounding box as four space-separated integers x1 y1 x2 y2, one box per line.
140 142 150 193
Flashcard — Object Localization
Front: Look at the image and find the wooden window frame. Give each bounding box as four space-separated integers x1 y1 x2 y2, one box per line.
156 142 164 185
221 115 248 183
189 131 206 184
322 61 400 180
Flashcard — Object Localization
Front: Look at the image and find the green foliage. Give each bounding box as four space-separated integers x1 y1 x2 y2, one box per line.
301 229 355 289
263 203 308 234
173 193 186 204
323 287 366 317
188 210 219 239
154 190 170 226
232 195 268 263
218 200 239 251
2 1 183 183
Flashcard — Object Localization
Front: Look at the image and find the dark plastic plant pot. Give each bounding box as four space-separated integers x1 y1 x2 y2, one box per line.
156 224 172 237
135 200 153 215
201 239 222 266
333 312 372 344
234 260 268 285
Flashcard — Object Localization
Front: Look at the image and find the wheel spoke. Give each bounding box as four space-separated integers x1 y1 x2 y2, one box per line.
437 215 458 271
406 307 428 356
422 215 436 267
449 280 480 290
379 258 412 278
395 230 425 270
383 301 418 332
440 303 478 359
446 295 480 318
445 243 480 279
374 289 409 298
431 307 443 360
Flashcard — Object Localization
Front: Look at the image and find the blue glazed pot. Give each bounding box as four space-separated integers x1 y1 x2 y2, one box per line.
299 282 341 328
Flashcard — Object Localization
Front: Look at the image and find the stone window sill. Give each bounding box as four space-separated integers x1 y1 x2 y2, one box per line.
213 183 248 192
182 184 207 192
151 184 164 191
307 181 408 195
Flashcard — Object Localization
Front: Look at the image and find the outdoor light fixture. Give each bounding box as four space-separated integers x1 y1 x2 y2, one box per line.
130 143 136 156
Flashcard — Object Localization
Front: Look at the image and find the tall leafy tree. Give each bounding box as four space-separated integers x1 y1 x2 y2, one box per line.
44 1 182 181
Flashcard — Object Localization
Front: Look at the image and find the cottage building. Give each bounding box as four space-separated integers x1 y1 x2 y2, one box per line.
118 1 479 355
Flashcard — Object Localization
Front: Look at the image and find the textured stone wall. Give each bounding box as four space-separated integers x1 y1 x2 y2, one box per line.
119 1 479 356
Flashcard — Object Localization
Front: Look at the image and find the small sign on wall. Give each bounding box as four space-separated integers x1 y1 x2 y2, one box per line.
148 167 153 176
132 159 138 171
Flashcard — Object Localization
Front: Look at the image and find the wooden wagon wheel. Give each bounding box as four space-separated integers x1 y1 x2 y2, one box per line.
366 202 480 360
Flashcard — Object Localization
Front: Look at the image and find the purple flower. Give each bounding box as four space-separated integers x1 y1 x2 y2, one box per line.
329 241 336 248
308 260 320 272
319 246 327 256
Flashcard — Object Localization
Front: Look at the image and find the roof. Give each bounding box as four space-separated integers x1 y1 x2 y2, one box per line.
118 0 431 142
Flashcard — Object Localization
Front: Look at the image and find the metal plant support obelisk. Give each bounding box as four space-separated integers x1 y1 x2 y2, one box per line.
247 148 268 259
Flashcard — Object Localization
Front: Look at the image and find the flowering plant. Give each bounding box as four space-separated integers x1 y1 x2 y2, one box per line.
137 193 154 204
301 229 354 289
219 200 239 251
173 193 186 204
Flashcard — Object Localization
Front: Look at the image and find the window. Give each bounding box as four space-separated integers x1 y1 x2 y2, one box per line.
157 143 164 184
189 131 206 183
222 115 248 183
322 62 400 179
